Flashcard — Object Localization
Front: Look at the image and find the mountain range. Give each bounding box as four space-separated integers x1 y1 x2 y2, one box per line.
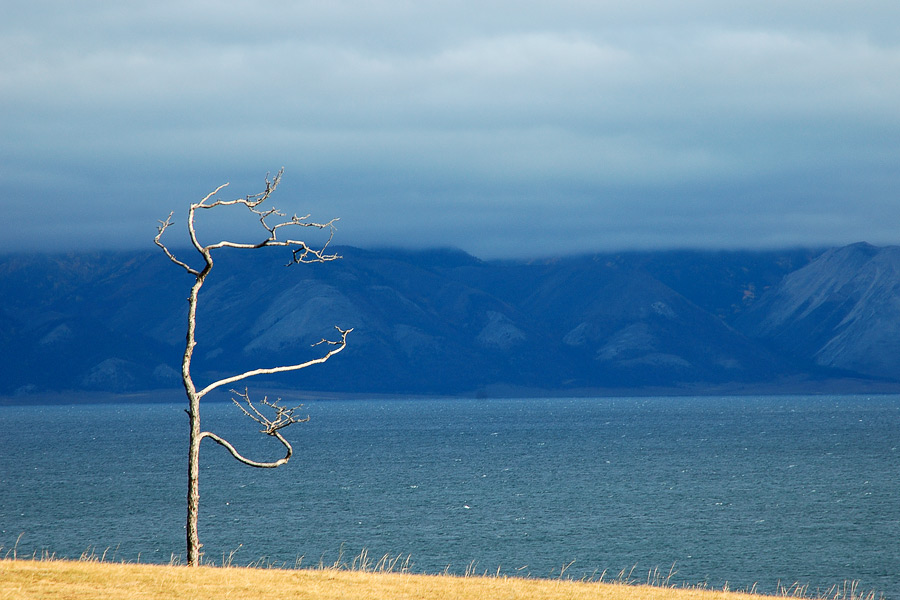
2 242 899 402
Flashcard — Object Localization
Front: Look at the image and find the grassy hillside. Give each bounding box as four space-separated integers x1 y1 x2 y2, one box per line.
0 559 876 600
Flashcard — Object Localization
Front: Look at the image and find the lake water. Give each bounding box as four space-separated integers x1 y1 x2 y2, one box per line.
1 395 898 597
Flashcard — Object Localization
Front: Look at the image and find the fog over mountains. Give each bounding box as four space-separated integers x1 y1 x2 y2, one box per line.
3 242 900 401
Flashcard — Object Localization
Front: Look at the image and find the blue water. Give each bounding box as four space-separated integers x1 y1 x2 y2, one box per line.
1 395 898 597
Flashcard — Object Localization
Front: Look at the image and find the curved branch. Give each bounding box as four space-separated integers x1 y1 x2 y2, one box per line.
196 327 352 399
155 213 201 276
199 430 292 468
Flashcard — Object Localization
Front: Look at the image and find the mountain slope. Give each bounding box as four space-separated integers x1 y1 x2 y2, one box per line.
1 244 896 398
736 242 900 379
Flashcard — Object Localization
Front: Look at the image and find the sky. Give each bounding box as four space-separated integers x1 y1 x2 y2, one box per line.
2 1 900 259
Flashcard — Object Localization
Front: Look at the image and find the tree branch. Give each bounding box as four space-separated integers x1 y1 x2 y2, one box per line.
196 326 352 399
198 389 310 468
155 168 341 269
154 213 201 276
199 430 292 468
230 388 310 433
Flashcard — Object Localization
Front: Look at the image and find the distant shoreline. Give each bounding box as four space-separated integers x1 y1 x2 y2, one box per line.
4 377 900 407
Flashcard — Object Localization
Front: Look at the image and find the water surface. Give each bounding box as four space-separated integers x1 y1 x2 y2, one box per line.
1 395 897 596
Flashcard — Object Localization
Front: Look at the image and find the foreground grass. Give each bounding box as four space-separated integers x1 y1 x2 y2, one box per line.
1 558 878 600
0 559 749 600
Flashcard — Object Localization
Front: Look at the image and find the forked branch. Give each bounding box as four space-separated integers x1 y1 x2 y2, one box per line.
231 388 310 434
154 168 342 274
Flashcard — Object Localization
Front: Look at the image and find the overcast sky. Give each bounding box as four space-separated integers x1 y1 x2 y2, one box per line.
2 1 900 258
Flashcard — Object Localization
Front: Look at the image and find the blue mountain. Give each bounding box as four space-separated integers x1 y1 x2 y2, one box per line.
2 243 897 401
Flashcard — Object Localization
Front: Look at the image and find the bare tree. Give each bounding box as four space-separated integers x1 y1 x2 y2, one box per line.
155 169 351 566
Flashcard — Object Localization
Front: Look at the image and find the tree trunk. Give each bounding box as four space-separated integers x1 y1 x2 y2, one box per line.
184 275 205 566
186 395 202 566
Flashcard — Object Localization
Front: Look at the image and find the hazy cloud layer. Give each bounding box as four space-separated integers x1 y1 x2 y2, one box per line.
3 1 900 257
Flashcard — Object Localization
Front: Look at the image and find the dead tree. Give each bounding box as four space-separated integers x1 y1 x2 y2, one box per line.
155 169 351 566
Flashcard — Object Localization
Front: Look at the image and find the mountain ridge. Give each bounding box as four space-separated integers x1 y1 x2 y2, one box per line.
3 243 899 402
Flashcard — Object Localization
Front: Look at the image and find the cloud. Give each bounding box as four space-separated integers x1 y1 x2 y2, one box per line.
2 1 900 257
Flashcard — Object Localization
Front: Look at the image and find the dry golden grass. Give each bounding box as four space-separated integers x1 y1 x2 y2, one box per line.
0 558 833 600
